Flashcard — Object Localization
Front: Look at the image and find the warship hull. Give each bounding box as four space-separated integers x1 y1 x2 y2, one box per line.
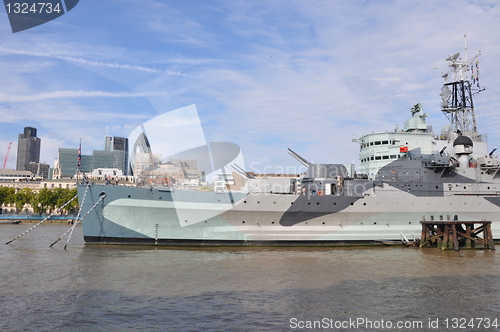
78 184 500 246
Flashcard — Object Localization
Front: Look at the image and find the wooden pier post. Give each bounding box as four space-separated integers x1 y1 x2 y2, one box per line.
419 220 495 251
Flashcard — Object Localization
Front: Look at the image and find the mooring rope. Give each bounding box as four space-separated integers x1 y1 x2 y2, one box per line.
63 193 106 250
50 185 90 248
5 194 78 245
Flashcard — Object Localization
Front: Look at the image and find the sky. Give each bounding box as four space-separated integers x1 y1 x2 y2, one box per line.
1 0 500 175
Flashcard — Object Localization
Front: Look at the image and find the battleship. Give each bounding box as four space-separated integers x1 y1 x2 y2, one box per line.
77 44 500 246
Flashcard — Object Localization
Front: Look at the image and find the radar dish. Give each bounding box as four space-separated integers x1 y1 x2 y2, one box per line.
441 85 451 102
445 52 460 62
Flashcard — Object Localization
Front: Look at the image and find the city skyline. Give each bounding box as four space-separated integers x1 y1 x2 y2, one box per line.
1 1 500 173
3 125 127 169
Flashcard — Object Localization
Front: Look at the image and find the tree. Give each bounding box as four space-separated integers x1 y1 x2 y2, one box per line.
13 188 34 213
199 185 214 192
56 188 78 214
31 187 79 214
0 186 15 211
32 187 52 214
0 186 79 215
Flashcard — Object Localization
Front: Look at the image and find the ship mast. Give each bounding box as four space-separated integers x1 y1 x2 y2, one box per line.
440 35 483 140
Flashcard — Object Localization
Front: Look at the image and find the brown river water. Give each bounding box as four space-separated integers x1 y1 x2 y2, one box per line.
1 223 500 331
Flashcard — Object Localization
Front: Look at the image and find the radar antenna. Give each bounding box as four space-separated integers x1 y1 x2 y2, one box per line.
440 35 484 139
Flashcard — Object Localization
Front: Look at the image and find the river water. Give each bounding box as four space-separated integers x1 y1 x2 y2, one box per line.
1 224 500 332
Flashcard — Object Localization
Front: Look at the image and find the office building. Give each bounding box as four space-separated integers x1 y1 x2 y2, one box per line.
16 127 41 171
25 162 50 179
93 150 127 170
104 136 129 175
53 148 93 178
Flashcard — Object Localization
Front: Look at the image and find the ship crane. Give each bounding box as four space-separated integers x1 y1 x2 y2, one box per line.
3 142 12 168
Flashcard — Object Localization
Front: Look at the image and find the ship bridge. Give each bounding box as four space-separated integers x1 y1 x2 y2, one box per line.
354 104 436 180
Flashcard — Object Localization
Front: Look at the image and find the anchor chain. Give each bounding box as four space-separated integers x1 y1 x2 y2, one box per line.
63 192 105 249
5 194 78 245
50 185 90 248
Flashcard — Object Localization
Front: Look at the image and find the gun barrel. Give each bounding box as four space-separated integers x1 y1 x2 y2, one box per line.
287 148 311 167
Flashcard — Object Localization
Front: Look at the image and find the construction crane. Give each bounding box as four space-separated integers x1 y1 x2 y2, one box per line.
3 142 12 168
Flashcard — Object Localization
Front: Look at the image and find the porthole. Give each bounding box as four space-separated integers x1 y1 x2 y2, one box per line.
128 195 131 198
308 202 311 205
363 203 366 206
244 201 247 203
242 221 245 223
316 202 320 205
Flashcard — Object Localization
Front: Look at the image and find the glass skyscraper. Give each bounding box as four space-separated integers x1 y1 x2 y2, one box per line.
104 136 129 175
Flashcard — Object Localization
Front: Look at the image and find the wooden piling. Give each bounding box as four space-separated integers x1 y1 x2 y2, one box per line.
419 220 495 251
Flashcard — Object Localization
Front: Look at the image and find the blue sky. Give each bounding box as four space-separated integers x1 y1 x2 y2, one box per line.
1 0 500 174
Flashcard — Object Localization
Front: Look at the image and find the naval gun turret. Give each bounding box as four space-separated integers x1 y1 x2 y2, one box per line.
477 148 500 168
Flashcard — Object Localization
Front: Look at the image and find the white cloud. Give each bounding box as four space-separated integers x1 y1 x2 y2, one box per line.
0 47 188 75
0 90 169 102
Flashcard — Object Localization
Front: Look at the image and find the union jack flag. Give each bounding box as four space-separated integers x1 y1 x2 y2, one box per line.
77 140 81 168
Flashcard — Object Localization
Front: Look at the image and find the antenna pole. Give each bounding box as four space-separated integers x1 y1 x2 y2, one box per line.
464 34 468 67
